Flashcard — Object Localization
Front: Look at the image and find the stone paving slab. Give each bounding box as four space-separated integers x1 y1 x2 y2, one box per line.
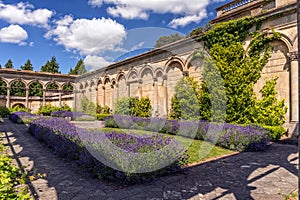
0 119 298 200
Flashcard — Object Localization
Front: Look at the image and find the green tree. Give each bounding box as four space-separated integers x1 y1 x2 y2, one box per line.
5 59 13 69
69 59 87 75
41 56 60 73
169 76 201 120
197 17 283 124
253 77 287 126
135 97 152 118
29 82 43 97
0 79 7 95
11 81 26 96
154 33 185 48
21 59 33 70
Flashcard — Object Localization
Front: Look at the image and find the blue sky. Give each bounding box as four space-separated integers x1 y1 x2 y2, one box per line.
0 0 231 74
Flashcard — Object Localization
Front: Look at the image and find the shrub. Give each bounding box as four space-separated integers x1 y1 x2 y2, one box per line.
96 105 110 114
0 106 10 117
28 117 188 185
9 105 31 113
86 102 96 115
262 125 286 141
114 97 152 117
96 114 111 121
38 105 71 116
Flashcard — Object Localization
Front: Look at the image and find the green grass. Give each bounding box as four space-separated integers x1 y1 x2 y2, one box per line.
98 128 235 164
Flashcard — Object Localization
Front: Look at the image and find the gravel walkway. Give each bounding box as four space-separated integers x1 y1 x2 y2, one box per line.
0 119 298 200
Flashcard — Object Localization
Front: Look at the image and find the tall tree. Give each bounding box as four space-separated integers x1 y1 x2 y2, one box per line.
154 33 185 48
5 59 13 69
41 56 60 73
69 59 87 75
21 59 33 70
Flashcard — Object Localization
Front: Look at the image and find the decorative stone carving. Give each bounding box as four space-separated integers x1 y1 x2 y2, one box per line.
287 51 299 62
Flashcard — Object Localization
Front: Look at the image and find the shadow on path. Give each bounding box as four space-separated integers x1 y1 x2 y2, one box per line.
0 119 298 200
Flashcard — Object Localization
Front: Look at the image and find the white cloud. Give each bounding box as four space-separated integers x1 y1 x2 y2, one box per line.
0 25 28 43
130 41 144 51
84 55 113 71
169 11 207 28
88 0 213 27
0 2 53 28
45 15 127 55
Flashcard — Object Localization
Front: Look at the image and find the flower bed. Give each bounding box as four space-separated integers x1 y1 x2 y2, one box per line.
28 117 188 185
104 115 270 152
9 112 38 124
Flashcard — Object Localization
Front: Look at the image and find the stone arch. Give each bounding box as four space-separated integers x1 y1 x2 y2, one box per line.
10 79 26 97
126 69 139 97
104 76 113 108
9 79 26 88
62 82 75 91
12 103 25 108
164 56 185 74
185 52 204 82
140 65 154 103
28 81 43 97
139 65 154 79
116 73 126 99
278 33 293 52
45 81 60 91
0 78 7 96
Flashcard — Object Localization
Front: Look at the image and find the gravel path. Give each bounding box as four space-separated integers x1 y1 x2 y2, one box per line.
0 119 298 200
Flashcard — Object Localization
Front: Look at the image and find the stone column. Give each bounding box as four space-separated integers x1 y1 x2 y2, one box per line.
95 87 98 106
289 51 299 122
59 90 62 106
42 89 46 106
127 82 130 97
138 79 143 98
6 87 10 108
115 84 119 100
102 86 106 106
163 75 168 116
25 87 29 108
153 77 158 116
111 84 114 110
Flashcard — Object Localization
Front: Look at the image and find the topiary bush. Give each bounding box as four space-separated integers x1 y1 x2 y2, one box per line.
262 125 286 141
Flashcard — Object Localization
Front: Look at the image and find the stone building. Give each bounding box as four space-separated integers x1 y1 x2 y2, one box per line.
0 68 76 112
75 0 299 132
0 0 298 133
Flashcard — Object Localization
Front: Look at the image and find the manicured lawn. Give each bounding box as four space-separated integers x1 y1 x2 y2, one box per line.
99 128 235 164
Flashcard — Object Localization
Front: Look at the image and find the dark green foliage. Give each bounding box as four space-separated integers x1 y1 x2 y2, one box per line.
169 76 201 120
0 106 10 117
29 82 43 97
63 84 73 91
41 56 60 73
69 59 87 75
262 125 286 141
10 81 26 97
96 113 111 121
46 83 59 91
114 97 152 117
0 79 7 95
4 59 13 69
20 59 33 70
154 33 185 48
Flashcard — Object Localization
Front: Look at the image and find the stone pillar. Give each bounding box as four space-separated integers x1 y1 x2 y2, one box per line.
111 84 115 110
25 87 29 108
42 89 46 106
289 51 299 122
95 87 98 106
6 87 10 108
102 86 106 106
163 75 168 116
115 84 119 100
59 90 62 106
127 82 130 97
153 77 158 116
138 79 143 98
